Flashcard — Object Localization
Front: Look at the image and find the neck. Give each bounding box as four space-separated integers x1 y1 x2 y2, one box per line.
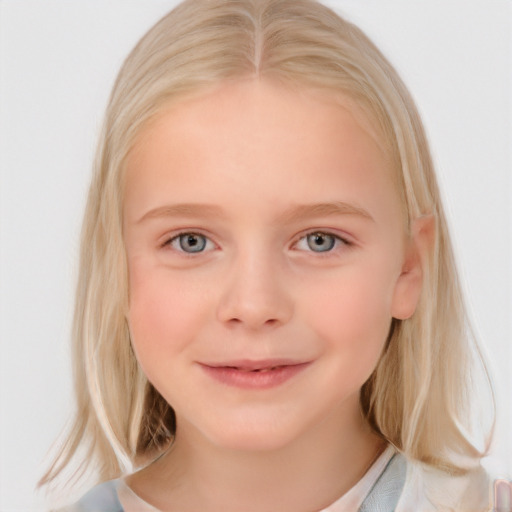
129 399 386 512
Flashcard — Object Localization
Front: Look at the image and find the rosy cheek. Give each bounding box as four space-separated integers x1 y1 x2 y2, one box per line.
128 264 188 362
304 270 392 365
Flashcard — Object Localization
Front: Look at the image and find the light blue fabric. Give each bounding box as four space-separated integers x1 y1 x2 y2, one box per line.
359 453 407 512
66 453 406 511
69 480 123 512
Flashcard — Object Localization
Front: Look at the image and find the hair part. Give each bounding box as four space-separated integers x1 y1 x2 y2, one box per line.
40 0 494 495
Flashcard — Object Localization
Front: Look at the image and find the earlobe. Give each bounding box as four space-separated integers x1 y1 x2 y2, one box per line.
391 214 435 320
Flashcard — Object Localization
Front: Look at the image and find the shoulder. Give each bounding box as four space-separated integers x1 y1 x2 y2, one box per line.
397 459 492 512
55 480 124 512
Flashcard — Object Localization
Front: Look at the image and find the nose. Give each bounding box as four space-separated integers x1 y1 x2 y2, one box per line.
216 248 293 330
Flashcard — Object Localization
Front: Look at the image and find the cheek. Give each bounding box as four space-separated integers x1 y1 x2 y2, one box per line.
127 261 207 372
303 265 395 371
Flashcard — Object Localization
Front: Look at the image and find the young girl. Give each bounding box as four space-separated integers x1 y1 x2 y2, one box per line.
39 0 496 510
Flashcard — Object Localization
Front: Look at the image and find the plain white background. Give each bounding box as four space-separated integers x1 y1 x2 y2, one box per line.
0 1 510 510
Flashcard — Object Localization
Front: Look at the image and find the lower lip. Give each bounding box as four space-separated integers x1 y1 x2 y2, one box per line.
199 363 311 389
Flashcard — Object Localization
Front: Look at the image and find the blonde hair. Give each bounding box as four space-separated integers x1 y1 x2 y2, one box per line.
40 0 493 493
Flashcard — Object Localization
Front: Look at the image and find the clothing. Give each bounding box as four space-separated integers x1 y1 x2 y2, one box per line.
57 445 491 512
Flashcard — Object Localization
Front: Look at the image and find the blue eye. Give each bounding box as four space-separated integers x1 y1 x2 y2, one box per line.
306 232 336 252
295 232 346 253
170 233 210 253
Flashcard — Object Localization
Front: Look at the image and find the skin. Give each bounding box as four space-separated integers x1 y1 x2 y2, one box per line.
122 79 427 511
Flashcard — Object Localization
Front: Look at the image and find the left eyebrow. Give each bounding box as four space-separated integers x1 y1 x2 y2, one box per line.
276 201 375 224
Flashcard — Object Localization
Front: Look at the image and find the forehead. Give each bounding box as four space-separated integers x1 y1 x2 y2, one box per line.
126 78 392 172
123 79 401 227
131 77 390 154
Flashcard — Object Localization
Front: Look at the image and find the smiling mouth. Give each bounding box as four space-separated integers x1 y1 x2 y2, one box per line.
199 361 311 389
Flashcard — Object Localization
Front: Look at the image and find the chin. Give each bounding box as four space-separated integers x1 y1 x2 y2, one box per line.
209 428 300 453
184 409 307 453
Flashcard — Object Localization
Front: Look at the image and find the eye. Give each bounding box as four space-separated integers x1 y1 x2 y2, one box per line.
166 232 214 254
295 231 348 253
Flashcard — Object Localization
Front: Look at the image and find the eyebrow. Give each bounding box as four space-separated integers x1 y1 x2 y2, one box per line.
277 201 374 224
138 203 226 223
137 201 374 224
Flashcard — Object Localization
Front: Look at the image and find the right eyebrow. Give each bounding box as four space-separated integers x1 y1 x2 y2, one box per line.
136 203 227 223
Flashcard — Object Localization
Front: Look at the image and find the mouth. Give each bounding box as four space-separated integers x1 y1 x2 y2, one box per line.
198 360 311 389
228 366 282 372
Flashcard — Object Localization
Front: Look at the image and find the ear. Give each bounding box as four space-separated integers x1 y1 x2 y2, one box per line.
391 214 435 320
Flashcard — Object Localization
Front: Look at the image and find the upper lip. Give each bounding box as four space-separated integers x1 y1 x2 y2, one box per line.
200 359 308 371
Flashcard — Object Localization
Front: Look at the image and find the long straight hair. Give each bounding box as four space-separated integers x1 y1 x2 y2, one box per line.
40 0 493 494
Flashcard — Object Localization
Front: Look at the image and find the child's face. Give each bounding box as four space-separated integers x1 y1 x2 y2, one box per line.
123 80 420 451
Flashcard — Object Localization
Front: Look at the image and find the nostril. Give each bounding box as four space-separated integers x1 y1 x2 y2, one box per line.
215 274 293 328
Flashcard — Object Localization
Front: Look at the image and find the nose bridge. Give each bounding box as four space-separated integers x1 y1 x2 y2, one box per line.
216 241 293 329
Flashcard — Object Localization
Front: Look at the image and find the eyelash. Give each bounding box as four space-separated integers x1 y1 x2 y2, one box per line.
161 230 352 256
